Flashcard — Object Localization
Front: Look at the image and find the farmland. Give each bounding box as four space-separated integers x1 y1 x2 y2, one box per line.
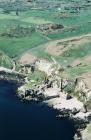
0 0 91 78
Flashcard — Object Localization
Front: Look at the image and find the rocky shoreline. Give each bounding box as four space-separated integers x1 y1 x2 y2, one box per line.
1 59 91 140
17 71 91 140
17 58 91 140
17 82 91 140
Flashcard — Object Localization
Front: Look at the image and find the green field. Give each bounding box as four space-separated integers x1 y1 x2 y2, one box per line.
0 0 91 77
0 32 48 58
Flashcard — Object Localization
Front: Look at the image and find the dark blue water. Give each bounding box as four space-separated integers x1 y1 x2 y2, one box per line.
0 81 75 140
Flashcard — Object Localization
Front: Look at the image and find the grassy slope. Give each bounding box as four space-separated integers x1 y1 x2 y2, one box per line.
0 12 49 66
0 32 48 58
48 23 91 39
65 42 91 78
0 6 91 57
30 36 91 78
0 50 13 68
0 12 49 58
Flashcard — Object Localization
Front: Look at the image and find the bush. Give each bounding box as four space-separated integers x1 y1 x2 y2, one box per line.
1 25 35 38
3 8 11 14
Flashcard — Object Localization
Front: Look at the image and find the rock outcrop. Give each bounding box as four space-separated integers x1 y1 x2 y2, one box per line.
37 23 64 35
0 66 25 84
17 59 91 140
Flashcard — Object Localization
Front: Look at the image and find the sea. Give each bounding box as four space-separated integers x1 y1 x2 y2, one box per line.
0 81 75 140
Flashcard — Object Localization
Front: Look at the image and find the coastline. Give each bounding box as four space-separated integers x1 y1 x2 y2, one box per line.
1 62 91 140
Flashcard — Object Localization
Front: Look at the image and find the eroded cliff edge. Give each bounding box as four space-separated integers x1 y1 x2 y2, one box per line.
1 59 91 140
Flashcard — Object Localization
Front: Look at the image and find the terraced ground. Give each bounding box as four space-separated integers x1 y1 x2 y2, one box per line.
0 0 91 78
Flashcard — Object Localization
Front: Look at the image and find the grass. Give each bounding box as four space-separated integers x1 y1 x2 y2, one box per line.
0 19 32 33
30 41 91 80
0 51 13 68
56 41 91 77
48 22 91 40
87 124 91 132
23 8 91 26
62 42 91 58
21 16 52 24
27 70 47 88
28 70 46 82
66 65 91 78
30 35 91 66
0 32 48 58
0 0 91 79
30 44 52 60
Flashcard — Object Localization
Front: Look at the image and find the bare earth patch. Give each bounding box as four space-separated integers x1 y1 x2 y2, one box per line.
45 36 91 56
70 37 91 46
71 59 82 67
80 72 91 89
83 55 91 64
71 55 91 67
19 53 37 65
46 44 64 56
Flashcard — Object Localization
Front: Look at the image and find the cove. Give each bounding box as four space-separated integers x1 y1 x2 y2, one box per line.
0 81 75 140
